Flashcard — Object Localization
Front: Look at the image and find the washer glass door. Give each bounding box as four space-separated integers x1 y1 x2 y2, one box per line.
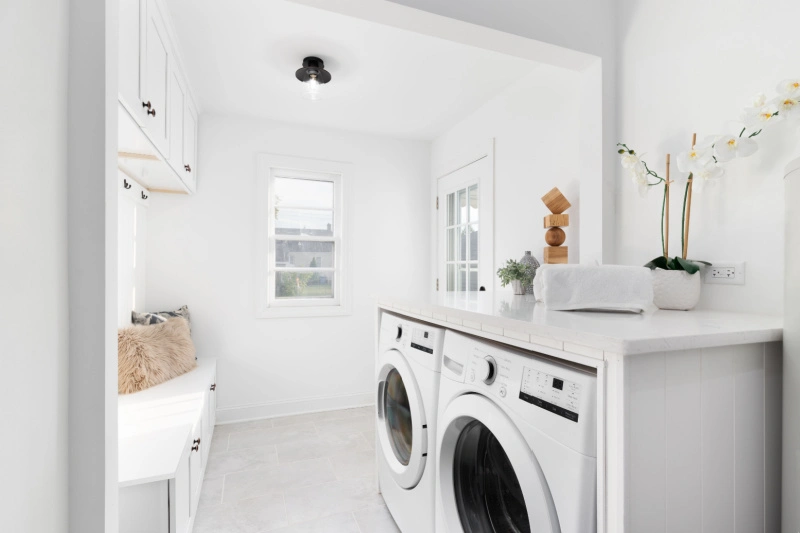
385 368 413 465
454 420 529 533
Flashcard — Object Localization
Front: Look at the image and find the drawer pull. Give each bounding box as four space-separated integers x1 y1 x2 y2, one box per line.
142 101 152 110
184 164 192 172
210 384 216 391
147 108 156 117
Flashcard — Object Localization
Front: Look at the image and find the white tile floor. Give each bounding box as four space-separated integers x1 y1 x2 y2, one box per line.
195 407 400 533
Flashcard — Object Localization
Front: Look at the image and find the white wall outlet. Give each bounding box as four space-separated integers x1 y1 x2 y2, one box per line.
703 261 745 285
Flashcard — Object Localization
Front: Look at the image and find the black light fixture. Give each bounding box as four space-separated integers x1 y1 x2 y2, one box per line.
295 56 331 100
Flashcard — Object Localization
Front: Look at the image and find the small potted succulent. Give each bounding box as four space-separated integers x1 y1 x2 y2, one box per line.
497 259 535 295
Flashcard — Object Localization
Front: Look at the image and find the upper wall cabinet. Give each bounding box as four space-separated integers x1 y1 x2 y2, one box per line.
118 0 199 194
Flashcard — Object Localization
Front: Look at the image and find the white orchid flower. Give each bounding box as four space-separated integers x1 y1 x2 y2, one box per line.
773 94 800 119
742 103 782 128
620 152 640 169
750 93 767 108
713 135 758 162
691 160 724 193
777 79 800 98
630 169 650 197
677 145 712 173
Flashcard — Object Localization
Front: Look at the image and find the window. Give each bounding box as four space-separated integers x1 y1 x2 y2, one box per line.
257 155 351 317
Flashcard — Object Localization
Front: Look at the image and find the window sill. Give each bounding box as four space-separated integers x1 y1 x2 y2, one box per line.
256 305 352 319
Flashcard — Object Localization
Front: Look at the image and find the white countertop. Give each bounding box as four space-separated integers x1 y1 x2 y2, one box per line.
378 293 782 357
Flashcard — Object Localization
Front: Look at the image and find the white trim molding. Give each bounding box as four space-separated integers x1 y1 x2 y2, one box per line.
215 391 373 424
256 154 353 318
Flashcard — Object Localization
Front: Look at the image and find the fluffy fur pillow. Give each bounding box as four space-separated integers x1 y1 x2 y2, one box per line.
118 318 197 394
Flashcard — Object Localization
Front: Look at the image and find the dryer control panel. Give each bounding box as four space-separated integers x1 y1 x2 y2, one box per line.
519 368 581 422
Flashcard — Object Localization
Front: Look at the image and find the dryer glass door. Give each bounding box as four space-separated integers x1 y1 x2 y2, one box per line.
438 394 560 533
385 368 413 465
377 349 428 489
454 420 528 533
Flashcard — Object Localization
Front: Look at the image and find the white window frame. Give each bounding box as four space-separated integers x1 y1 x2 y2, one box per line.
257 154 352 318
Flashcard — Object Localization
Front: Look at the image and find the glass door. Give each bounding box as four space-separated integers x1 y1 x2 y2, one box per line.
437 151 493 294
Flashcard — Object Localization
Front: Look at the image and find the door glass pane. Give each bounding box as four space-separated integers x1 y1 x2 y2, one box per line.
275 240 334 268
458 228 467 261
384 368 413 466
274 177 333 208
275 208 333 236
468 266 478 292
275 272 334 299
447 264 455 291
447 192 456 226
469 225 478 261
468 184 479 222
454 420 530 533
457 188 467 225
447 228 456 261
458 264 467 291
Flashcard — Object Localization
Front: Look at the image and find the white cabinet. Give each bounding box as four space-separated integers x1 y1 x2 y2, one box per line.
141 0 170 156
119 360 217 533
182 98 198 191
118 0 199 193
118 0 146 125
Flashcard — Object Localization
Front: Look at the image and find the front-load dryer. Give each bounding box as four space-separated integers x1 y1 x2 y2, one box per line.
376 311 445 533
436 330 597 533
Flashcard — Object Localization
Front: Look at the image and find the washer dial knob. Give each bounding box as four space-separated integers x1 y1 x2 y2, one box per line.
477 356 497 385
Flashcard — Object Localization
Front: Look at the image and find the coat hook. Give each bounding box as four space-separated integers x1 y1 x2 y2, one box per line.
124 179 132 189
141 191 148 200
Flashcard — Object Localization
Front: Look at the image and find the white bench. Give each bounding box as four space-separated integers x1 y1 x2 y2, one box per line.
119 358 217 533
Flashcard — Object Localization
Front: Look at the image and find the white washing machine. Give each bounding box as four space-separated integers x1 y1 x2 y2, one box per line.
376 311 445 533
436 330 597 533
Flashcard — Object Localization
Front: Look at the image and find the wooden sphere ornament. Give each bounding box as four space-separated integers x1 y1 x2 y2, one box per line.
545 227 566 246
541 187 571 264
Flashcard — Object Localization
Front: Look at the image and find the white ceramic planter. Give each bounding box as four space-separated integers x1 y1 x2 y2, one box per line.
651 269 702 310
511 280 526 295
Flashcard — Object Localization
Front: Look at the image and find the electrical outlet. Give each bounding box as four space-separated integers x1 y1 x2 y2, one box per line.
704 261 745 285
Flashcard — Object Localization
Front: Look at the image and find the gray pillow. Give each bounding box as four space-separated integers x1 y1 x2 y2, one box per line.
132 305 191 328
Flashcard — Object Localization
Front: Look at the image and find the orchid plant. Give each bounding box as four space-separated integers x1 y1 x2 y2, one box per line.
618 78 800 270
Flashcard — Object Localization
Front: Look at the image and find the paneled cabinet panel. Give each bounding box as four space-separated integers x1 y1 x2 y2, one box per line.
141 0 170 156
118 0 145 125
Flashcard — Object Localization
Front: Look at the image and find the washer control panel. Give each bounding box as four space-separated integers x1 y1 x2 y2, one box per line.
410 328 435 354
519 367 581 422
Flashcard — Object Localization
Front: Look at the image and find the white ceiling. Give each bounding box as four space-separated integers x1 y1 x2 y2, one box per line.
164 0 539 140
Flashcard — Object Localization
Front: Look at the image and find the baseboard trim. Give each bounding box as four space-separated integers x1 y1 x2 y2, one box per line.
215 390 374 424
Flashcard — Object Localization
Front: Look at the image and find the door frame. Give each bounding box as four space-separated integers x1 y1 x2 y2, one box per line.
433 138 495 296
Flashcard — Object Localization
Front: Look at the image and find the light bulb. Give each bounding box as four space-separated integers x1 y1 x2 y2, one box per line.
304 77 321 101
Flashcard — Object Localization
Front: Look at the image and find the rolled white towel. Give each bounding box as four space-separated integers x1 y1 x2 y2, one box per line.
533 264 654 313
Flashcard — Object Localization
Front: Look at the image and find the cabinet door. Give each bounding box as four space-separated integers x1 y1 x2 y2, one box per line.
189 421 203 518
170 446 191 533
167 68 185 175
141 0 170 156
201 389 211 466
118 0 145 125
182 97 198 191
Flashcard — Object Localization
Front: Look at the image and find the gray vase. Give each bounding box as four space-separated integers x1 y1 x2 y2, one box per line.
520 251 540 294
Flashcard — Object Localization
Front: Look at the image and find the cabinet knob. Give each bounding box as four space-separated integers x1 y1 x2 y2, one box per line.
192 438 201 452
210 384 216 391
147 108 156 117
142 101 152 109
184 164 192 172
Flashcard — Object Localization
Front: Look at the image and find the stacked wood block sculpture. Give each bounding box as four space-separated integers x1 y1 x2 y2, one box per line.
541 187 570 264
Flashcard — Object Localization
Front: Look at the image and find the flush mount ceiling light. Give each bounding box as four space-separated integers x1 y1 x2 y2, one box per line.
295 56 331 101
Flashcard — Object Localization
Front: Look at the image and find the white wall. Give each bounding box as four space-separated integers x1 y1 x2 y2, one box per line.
385 0 618 263
145 114 431 421
432 66 582 290
0 1 69 530
615 0 800 314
